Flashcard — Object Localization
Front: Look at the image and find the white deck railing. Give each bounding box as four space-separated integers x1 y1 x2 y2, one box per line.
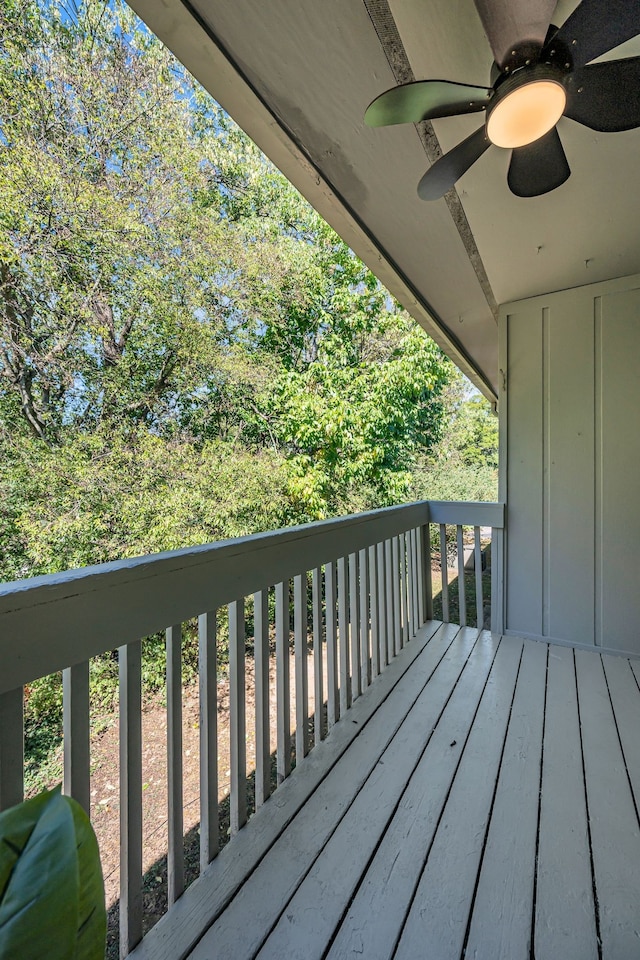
0 498 504 958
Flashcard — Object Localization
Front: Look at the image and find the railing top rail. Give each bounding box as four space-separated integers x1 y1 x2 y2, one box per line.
0 499 503 693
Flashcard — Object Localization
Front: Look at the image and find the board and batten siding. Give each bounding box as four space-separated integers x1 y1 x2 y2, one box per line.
500 272 640 654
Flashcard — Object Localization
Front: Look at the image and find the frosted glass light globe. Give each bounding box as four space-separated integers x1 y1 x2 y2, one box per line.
487 80 567 148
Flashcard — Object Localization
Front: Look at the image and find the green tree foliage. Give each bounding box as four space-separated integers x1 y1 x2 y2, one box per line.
0 0 452 586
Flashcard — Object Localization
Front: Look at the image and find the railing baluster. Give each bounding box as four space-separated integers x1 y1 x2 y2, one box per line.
119 641 143 958
392 536 401 655
275 581 291 778
439 523 450 623
166 624 184 904
62 661 90 814
312 568 324 747
411 528 420 630
384 539 394 664
229 600 246 832
337 556 350 713
400 534 409 646
325 562 338 726
359 547 370 691
198 610 218 869
254 591 270 808
376 541 387 669
474 526 484 630
421 522 433 622
369 545 380 679
348 553 361 701
456 525 467 627
294 574 309 762
0 686 23 812
405 530 414 639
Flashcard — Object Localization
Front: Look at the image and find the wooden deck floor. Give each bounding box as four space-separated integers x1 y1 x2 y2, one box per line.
176 622 640 960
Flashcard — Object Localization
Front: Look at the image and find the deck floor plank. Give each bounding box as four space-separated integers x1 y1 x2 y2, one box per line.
534 645 598 960
257 628 497 960
176 630 640 960
463 638 548 960
575 649 640 959
326 630 499 960
189 623 462 960
394 635 523 960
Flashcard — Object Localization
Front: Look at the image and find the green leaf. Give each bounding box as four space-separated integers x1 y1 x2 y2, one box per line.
0 788 106 960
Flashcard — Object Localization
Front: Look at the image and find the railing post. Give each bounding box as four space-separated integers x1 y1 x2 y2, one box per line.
491 526 505 634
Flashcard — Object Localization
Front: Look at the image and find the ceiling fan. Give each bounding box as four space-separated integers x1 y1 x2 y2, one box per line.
364 0 640 199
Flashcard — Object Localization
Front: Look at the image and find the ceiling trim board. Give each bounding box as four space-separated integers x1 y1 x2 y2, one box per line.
126 0 497 400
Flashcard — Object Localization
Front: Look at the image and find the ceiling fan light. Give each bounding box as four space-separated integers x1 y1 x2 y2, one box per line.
486 80 567 148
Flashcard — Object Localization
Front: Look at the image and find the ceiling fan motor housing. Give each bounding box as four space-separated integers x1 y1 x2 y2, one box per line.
486 63 569 148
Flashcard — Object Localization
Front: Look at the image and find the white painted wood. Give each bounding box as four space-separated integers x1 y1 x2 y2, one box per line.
420 523 433 621
275 582 291 781
119 640 143 958
0 501 432 694
601 655 640 826
294 574 309 762
348 553 361 700
133 622 442 960
391 536 401 655
405 530 414 639
254 591 270 807
464 639 547 959
534 644 597 960
384 539 394 665
256 627 486 960
575 649 640 958
368 545 379 679
427 501 504 527
358 548 370 691
491 525 505 634
411 527 419 631
166 623 184 904
328 630 498 960
456 524 467 627
376 541 387 669
311 569 324 748
198 610 218 868
63 661 90 814
337 557 350 715
400 532 409 647
439 524 449 623
189 623 460 960
325 562 338 726
229 600 247 832
0 686 23 811
474 526 483 629
395 636 523 960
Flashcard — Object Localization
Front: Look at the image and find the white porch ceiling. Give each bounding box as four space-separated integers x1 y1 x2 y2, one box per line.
128 0 640 400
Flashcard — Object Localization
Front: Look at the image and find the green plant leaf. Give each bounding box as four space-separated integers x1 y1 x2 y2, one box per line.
68 796 106 960
0 788 77 960
0 787 106 960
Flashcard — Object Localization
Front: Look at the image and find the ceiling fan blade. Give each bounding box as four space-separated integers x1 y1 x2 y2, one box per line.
565 56 640 131
418 126 490 200
364 80 492 127
473 0 557 68
508 127 570 197
546 0 640 68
